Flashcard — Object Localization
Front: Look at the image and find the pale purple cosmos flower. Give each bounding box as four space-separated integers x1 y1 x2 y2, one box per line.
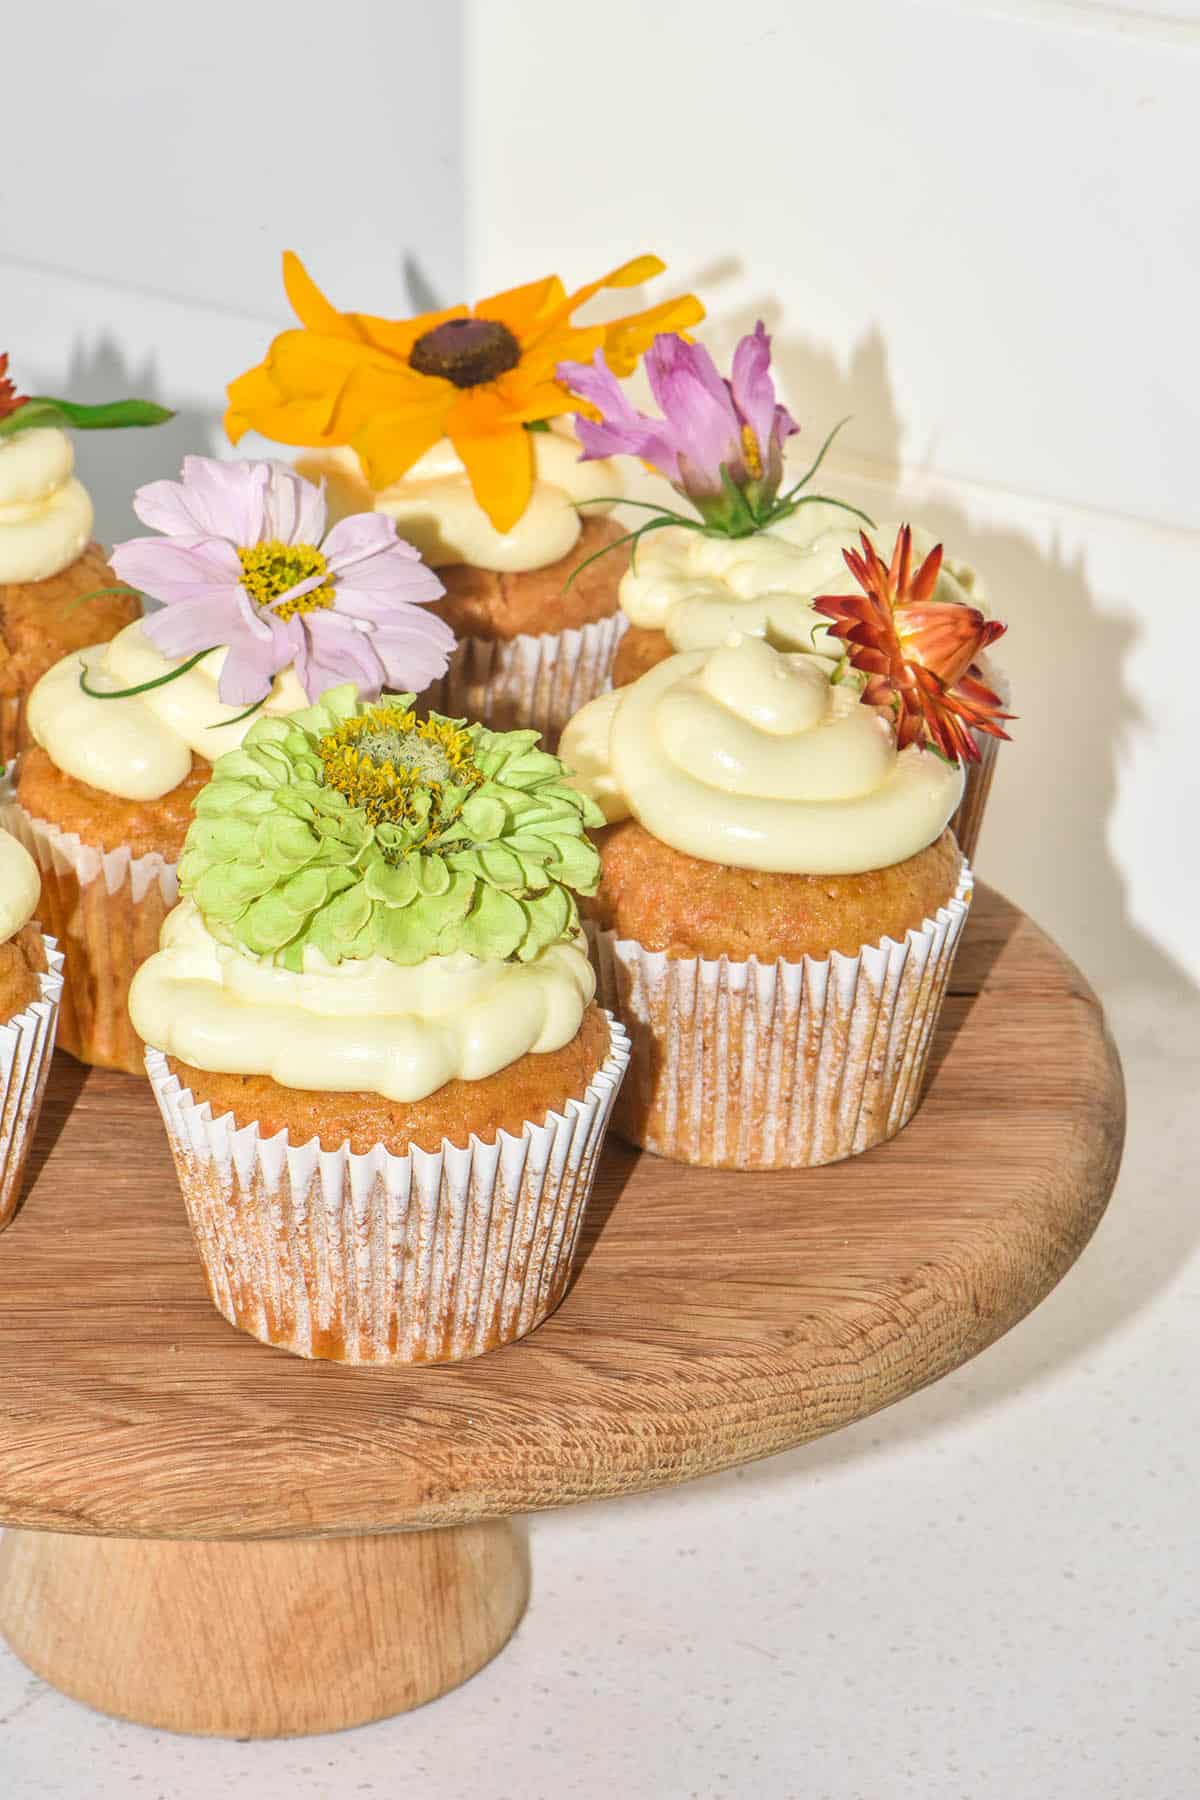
111 456 453 706
558 323 798 531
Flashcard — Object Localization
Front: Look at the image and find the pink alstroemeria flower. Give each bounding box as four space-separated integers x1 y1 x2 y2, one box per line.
558 322 798 532
111 456 453 706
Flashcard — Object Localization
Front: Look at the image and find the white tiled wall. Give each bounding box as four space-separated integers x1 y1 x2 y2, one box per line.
469 0 1200 991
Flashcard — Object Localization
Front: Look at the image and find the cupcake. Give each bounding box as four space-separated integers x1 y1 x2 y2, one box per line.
225 251 704 744
560 587 1010 1168
0 353 173 760
1 455 451 1074
129 685 629 1364
0 829 64 1231
559 325 1008 860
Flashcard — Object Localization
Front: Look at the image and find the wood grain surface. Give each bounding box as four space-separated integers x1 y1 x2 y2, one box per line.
0 1520 529 1735
0 885 1124 1542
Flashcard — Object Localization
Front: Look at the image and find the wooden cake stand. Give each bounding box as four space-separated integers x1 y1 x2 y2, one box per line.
0 886 1123 1738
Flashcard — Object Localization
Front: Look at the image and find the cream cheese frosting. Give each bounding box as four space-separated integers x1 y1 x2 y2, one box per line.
619 506 986 656
0 831 41 944
0 428 94 584
27 622 309 802
129 897 596 1101
560 635 963 875
296 425 622 574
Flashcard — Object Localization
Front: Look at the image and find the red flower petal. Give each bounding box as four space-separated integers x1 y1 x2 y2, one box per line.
812 524 1013 763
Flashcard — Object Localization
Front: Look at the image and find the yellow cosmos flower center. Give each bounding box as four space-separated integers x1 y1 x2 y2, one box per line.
740 423 764 482
318 703 480 835
238 540 334 620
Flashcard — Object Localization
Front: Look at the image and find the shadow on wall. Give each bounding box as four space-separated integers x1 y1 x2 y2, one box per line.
697 263 1185 998
42 340 220 551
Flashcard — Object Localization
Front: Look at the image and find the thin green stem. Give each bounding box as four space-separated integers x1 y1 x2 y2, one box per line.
561 515 685 593
79 646 215 701
766 493 876 532
775 416 851 504
210 694 269 728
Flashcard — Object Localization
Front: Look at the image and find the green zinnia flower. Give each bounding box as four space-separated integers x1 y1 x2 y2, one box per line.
178 685 605 970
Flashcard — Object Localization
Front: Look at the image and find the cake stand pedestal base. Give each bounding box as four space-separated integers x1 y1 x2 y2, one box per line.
0 1521 530 1737
0 891 1125 1742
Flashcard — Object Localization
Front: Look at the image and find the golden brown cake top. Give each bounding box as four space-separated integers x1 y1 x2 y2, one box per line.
585 821 963 962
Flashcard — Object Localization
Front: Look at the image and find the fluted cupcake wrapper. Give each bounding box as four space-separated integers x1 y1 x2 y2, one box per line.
0 695 30 767
420 613 628 749
589 865 973 1170
950 733 999 865
144 1016 631 1365
0 799 177 1076
0 935 64 1232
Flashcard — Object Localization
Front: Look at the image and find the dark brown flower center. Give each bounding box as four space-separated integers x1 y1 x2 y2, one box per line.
408 318 521 389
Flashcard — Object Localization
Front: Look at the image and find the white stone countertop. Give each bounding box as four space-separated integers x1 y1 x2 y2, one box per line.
1 981 1194 1800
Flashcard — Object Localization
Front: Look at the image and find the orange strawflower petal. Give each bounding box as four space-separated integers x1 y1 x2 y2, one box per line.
812 525 1014 765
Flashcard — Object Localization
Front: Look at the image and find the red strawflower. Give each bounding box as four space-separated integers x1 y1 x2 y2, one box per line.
812 525 1013 765
0 355 28 422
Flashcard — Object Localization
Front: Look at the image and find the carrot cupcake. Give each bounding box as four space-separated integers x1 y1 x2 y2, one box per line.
225 251 704 744
1 455 451 1074
0 829 64 1230
129 684 629 1364
559 325 1007 859
0 353 172 759
560 553 1011 1168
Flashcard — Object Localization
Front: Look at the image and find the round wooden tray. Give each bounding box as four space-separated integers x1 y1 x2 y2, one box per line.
0 885 1123 1736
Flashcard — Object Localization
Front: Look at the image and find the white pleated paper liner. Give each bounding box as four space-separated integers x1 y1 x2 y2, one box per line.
0 797 177 1075
589 863 973 1170
144 1013 632 1365
420 612 628 748
0 934 65 1231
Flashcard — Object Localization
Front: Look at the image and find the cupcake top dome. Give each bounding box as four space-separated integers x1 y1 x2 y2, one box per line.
128 688 604 1100
0 832 40 945
563 636 966 876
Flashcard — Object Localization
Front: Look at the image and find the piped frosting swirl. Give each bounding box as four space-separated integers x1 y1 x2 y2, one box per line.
619 506 986 655
560 635 964 875
0 428 93 584
297 427 621 574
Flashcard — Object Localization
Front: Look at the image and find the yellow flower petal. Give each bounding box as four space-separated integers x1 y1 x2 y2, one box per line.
474 275 566 342
601 292 707 375
351 401 452 492
447 401 535 533
282 251 362 340
224 250 705 527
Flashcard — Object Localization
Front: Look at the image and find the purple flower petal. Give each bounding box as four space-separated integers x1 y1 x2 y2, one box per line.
560 327 798 524
216 605 299 706
644 335 741 495
141 591 247 660
110 535 243 604
118 452 453 711
261 462 326 546
369 617 458 694
294 611 386 703
729 322 799 488
558 350 683 481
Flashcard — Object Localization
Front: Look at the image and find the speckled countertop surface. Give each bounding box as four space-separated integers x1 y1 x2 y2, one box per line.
1 982 1194 1800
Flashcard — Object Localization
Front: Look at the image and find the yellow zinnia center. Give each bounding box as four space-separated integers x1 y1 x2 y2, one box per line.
740 423 764 482
238 540 334 620
318 703 480 835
